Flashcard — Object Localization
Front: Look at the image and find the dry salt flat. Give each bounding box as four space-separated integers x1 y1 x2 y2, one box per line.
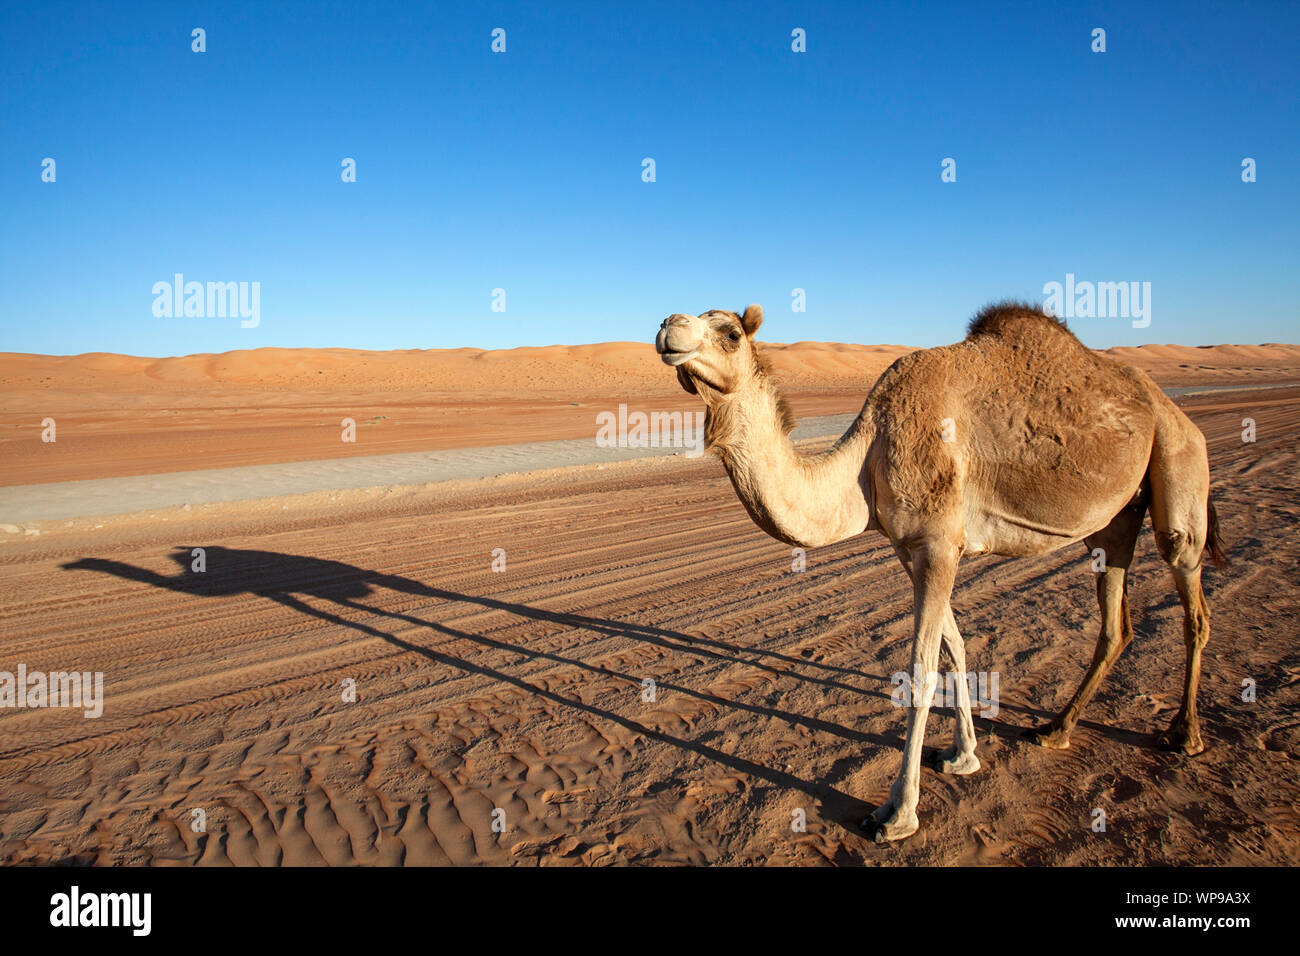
0 414 861 524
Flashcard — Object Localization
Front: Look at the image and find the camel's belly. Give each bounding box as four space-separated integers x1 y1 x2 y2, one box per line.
962 473 1144 557
963 511 1096 557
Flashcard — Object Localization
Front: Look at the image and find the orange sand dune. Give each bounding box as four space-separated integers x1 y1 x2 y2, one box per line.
6 339 1300 396
2 340 1298 486
0 341 914 397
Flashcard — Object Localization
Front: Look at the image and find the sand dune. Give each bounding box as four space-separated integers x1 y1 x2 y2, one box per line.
3 340 1299 488
0 341 909 396
7 340 1300 394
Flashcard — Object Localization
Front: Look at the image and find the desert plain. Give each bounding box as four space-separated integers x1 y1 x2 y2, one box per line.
1 337 1298 865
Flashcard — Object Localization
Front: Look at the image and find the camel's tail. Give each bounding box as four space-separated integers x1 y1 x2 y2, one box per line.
1205 495 1229 568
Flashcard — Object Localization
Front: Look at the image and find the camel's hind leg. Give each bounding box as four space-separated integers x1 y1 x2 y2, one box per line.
931 606 981 774
1155 564 1210 754
1024 500 1144 750
1148 407 1214 755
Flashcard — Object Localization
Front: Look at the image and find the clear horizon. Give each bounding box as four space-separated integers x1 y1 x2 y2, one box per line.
6 330 1300 364
2 1 1297 357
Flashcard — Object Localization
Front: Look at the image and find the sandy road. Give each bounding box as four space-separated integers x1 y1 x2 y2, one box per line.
0 388 1297 865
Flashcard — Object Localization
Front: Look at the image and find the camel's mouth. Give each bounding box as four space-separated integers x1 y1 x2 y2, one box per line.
656 318 703 366
659 348 698 367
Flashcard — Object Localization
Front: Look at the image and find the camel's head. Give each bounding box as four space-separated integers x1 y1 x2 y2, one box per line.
655 304 765 396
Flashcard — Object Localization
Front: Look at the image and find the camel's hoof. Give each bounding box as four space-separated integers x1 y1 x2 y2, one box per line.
1156 724 1205 756
930 747 981 775
861 805 919 843
1022 723 1071 750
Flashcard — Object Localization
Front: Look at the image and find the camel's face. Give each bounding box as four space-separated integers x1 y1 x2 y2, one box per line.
656 305 764 395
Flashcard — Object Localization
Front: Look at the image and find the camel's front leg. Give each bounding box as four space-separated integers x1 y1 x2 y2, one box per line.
866 544 958 843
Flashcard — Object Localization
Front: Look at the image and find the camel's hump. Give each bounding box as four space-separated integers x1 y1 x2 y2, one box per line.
965 301 1078 344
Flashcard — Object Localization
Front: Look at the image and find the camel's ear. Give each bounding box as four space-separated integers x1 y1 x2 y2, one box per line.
675 366 698 394
740 304 763 337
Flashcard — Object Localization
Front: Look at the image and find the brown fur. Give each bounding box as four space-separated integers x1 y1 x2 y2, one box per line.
964 302 1228 570
966 300 1075 341
752 347 797 435
704 341 796 461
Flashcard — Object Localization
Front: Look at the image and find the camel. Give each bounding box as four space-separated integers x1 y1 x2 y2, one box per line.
655 301 1226 842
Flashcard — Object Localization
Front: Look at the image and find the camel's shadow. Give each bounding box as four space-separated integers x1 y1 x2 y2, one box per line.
64 547 908 847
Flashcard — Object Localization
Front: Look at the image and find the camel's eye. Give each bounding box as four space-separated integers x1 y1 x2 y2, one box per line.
727 329 742 342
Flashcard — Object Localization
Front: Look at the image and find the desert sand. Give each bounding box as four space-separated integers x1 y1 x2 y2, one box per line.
0 340 1298 865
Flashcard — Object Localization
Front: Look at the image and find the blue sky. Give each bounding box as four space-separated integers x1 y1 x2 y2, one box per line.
1 0 1296 357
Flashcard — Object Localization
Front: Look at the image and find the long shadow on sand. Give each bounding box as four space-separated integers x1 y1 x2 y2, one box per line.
66 546 911 851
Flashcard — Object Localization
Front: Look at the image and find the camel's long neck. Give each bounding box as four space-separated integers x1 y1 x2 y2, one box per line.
707 380 874 549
